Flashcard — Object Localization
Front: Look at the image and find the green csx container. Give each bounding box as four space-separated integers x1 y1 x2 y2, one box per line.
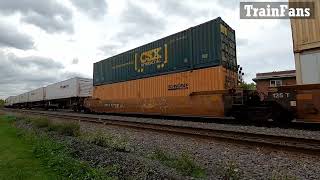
94 17 237 86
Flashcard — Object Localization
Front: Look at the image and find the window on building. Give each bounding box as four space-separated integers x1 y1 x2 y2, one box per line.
270 80 282 87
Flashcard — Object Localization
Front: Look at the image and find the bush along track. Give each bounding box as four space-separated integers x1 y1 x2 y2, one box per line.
10 115 207 179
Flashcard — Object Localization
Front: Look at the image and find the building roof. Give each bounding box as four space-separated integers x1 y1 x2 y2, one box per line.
253 70 296 82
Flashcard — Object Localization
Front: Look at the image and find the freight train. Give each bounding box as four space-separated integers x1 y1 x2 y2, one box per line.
4 17 320 123
4 77 92 111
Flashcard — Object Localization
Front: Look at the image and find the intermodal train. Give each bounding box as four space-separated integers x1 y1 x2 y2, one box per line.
5 17 320 123
4 77 92 111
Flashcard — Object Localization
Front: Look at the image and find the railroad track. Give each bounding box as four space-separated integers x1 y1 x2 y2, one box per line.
4 108 320 155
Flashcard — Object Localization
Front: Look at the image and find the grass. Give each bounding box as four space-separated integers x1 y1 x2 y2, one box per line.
0 115 115 179
0 115 59 179
84 131 131 152
150 148 206 178
32 117 50 128
26 116 80 136
29 134 110 179
47 122 80 136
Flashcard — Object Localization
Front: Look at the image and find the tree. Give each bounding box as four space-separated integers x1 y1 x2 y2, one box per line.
0 99 4 107
239 82 256 90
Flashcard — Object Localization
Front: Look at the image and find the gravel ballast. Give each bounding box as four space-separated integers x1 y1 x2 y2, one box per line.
4 110 320 179
80 121 320 179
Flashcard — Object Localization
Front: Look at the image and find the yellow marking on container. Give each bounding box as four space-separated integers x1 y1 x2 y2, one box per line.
164 44 168 64
157 64 161 69
220 24 227 35
140 47 162 65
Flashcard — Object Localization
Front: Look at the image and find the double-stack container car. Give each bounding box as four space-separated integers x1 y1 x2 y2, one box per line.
85 17 239 117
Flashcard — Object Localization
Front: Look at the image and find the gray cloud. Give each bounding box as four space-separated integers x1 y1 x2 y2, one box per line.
237 38 249 47
71 58 79 65
156 0 209 18
99 44 121 56
70 0 108 19
22 12 74 34
113 1 166 43
217 0 239 9
0 51 86 99
237 21 294 82
0 0 73 34
0 22 34 50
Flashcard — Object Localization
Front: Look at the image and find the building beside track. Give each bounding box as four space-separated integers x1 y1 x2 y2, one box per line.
253 70 296 99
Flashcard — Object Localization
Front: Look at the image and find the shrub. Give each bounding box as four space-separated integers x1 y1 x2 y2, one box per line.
25 116 81 137
221 161 242 180
150 149 206 178
48 122 80 136
86 131 131 152
31 117 49 128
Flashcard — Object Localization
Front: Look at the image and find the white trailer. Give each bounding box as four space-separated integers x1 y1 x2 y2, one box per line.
45 77 92 100
18 92 29 104
28 87 46 102
4 96 15 107
45 77 92 110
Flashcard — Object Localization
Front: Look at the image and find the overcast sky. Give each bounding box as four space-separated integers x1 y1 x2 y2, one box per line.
0 0 294 99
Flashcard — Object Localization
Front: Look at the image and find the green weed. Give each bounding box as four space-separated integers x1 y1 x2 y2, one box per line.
31 117 49 128
48 122 80 136
86 131 132 152
221 161 242 180
150 149 206 178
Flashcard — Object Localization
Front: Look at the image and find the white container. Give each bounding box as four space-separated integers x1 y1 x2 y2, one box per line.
28 87 46 102
5 96 15 106
295 49 320 85
45 77 93 100
13 96 20 104
18 92 29 103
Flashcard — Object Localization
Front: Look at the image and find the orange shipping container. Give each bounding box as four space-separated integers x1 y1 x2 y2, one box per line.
290 0 320 52
86 66 238 117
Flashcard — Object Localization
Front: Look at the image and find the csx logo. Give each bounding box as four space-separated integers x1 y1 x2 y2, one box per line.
140 47 162 65
135 44 168 73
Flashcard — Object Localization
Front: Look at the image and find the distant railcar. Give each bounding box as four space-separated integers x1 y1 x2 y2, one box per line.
4 96 15 108
5 77 93 111
44 77 93 111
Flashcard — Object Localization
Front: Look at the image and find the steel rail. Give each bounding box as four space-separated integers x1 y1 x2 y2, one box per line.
5 108 320 154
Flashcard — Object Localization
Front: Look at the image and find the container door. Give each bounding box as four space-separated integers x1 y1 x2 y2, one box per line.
192 21 218 68
301 52 320 84
220 22 237 71
93 62 101 85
